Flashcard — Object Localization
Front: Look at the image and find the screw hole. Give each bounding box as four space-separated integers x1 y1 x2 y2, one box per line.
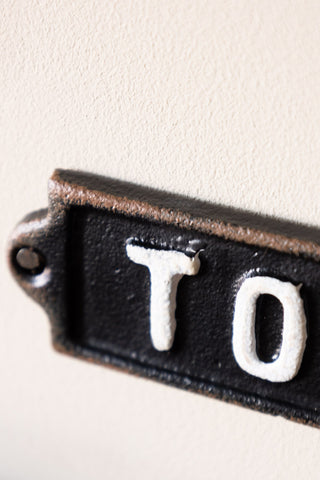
14 247 46 275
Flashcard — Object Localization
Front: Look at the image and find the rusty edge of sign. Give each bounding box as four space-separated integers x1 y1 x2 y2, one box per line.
49 169 320 262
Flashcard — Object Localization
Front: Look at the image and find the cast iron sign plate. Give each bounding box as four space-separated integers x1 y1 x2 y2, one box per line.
8 170 320 427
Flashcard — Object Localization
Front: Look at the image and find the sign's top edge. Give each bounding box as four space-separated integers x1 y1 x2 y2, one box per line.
49 169 320 261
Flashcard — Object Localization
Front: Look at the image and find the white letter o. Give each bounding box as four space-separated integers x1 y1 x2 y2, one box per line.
232 276 307 382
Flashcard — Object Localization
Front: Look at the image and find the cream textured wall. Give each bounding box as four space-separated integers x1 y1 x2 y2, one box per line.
1 1 320 479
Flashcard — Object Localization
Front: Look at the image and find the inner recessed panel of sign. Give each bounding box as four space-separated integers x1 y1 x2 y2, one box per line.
65 206 320 413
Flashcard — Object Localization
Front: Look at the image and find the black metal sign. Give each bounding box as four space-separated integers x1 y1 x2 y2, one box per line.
8 169 320 427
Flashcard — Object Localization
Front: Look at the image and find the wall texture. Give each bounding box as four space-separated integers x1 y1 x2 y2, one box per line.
1 1 320 479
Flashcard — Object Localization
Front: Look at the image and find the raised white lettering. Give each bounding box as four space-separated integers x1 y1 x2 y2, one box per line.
232 276 307 382
126 244 200 351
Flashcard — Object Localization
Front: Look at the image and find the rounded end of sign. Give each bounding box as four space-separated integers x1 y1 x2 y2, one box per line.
7 209 52 295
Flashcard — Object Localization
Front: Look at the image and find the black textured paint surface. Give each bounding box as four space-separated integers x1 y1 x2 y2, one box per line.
65 206 320 416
